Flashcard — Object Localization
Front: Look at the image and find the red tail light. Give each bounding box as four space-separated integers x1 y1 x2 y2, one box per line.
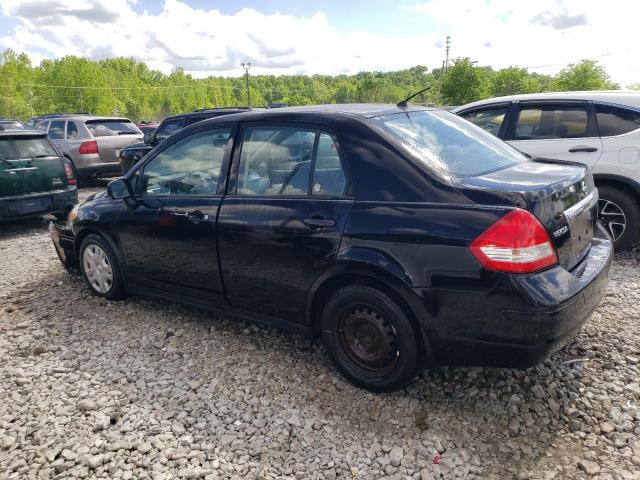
79 140 98 155
469 209 558 274
62 160 76 186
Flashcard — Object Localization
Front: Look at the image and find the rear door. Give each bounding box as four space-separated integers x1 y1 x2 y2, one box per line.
0 139 25 197
217 123 353 324
84 119 144 163
506 101 603 169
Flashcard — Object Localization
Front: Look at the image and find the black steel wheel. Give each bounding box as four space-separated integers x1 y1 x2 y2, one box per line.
321 285 419 392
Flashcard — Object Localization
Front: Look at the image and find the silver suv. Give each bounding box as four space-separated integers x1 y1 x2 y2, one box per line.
454 91 640 250
35 115 143 184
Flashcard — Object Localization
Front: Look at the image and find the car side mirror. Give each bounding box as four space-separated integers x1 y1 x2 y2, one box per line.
107 178 132 199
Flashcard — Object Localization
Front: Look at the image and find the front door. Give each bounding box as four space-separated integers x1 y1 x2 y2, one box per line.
507 101 602 169
115 126 234 299
217 125 353 323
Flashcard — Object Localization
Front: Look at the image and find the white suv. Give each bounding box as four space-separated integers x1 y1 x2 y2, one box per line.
453 91 640 250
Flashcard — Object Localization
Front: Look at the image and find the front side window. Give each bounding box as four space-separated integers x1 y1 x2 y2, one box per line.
595 104 640 137
237 127 316 196
373 110 525 178
155 119 184 142
460 106 507 137
48 120 65 140
141 128 231 196
514 105 588 140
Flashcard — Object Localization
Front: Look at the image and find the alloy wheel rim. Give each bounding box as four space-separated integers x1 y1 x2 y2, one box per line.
336 304 399 379
83 244 113 294
598 198 626 242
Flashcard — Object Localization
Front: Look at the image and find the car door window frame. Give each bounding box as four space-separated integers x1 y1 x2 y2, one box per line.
152 117 186 144
132 123 238 198
504 100 598 141
47 120 67 140
227 122 352 199
457 102 513 139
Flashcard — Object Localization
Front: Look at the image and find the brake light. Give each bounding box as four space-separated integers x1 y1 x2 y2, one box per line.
79 140 98 155
62 160 76 185
469 209 558 274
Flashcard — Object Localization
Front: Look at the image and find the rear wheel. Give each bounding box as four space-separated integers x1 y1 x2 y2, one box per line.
321 285 419 392
597 185 640 251
79 234 126 300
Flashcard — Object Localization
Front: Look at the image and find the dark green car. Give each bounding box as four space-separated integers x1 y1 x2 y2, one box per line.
0 128 78 220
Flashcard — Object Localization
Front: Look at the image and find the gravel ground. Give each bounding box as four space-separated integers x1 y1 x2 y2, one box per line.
1 183 639 480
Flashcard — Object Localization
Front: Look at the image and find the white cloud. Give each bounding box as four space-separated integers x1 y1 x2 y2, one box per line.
1 0 639 86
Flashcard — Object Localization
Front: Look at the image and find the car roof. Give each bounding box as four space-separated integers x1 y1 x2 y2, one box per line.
0 128 47 138
192 103 435 127
453 90 640 112
42 115 133 122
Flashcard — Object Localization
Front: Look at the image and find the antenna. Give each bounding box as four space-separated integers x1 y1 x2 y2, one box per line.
397 86 432 109
445 36 451 73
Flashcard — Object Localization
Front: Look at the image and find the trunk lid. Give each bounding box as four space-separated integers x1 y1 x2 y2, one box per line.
1 135 69 197
453 159 597 270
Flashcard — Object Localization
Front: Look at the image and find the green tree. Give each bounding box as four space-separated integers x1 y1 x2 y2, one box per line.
490 67 540 97
551 60 618 91
439 58 489 105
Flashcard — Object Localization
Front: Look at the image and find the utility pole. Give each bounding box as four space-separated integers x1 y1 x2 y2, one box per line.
241 62 251 108
445 36 451 73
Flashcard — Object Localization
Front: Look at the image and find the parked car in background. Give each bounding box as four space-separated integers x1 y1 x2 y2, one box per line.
137 122 158 144
0 119 25 130
34 115 143 185
25 113 92 130
454 91 640 250
119 108 251 174
0 127 77 220
51 104 612 391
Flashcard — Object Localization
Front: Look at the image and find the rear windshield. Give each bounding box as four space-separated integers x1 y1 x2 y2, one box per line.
0 137 57 160
85 119 141 137
372 110 525 177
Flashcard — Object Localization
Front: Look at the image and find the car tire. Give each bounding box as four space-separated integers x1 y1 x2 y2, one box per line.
597 185 640 251
79 233 126 300
321 285 419 392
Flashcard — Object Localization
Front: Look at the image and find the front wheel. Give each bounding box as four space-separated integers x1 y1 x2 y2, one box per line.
79 234 126 300
597 186 640 251
321 285 419 392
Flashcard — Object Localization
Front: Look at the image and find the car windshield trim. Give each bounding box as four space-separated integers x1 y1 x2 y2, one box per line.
371 110 526 178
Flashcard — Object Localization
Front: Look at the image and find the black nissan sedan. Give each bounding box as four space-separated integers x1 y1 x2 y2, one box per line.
50 104 613 392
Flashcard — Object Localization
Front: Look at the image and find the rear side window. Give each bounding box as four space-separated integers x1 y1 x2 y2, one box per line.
459 106 507 137
0 140 13 160
514 105 588 139
313 133 347 196
373 111 525 178
66 121 79 139
595 104 640 137
237 127 315 196
85 119 140 137
48 120 65 140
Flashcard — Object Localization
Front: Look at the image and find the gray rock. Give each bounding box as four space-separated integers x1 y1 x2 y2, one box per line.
577 460 600 475
389 446 403 467
77 399 99 412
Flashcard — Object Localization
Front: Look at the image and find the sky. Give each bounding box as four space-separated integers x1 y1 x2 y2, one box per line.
0 0 639 86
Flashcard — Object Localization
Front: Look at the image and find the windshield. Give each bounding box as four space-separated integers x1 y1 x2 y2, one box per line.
372 110 525 178
0 137 57 160
85 119 141 137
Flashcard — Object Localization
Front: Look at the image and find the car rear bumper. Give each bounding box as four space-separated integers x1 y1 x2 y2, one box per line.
417 224 614 368
50 218 78 271
77 162 121 179
0 186 78 220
